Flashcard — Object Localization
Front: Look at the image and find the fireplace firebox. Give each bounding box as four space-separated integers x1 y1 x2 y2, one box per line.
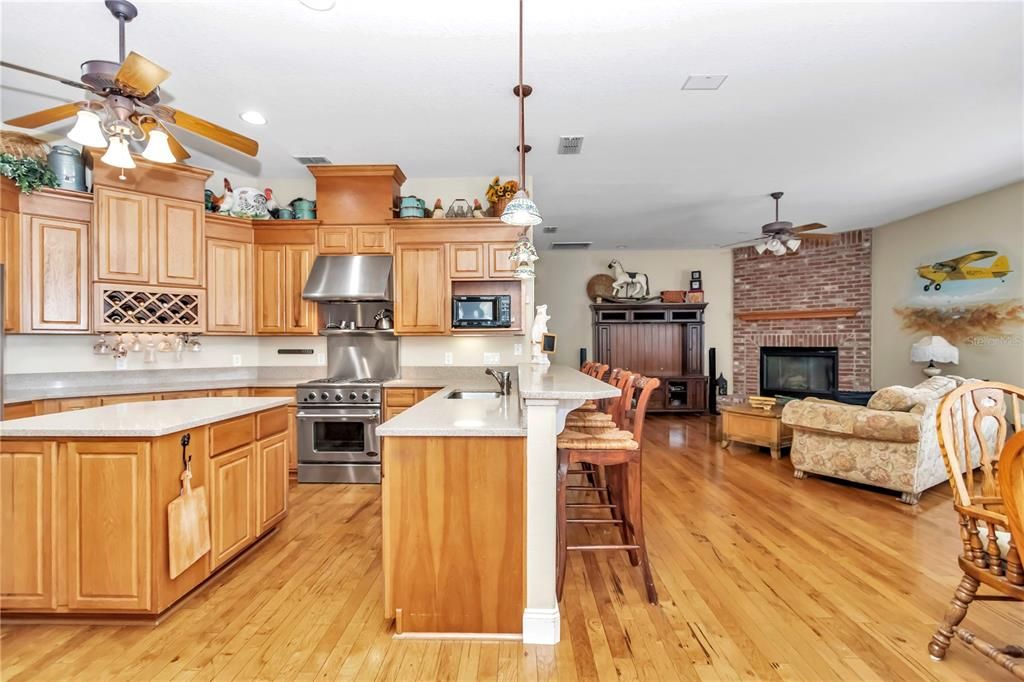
759 346 838 400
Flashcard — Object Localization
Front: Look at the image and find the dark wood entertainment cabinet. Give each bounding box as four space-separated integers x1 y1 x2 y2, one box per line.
591 303 708 413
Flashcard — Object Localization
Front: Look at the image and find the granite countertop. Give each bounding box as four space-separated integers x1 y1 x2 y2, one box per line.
516 364 621 400
0 397 292 437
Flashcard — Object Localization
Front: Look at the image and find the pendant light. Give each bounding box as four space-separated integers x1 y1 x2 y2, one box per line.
67 109 108 148
141 129 176 163
501 0 542 227
101 132 135 180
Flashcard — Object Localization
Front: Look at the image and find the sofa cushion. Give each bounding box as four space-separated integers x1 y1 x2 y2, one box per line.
910 375 958 404
782 400 921 443
867 386 916 412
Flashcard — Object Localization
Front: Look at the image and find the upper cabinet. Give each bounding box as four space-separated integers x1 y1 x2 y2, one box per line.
394 243 448 334
205 214 254 335
1 202 20 332
254 242 316 336
308 165 405 226
155 198 203 287
317 225 392 255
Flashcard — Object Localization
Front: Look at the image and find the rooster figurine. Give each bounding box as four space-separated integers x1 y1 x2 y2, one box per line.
211 178 234 214
472 198 486 219
432 198 445 219
264 188 280 218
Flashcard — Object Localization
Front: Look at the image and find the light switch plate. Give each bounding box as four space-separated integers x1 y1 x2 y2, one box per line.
232 354 242 367
513 344 523 356
444 352 454 365
483 352 500 365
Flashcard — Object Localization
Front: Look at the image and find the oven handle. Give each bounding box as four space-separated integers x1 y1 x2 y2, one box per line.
296 411 380 421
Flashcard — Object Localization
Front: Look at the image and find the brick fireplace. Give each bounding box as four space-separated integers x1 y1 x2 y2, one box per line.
732 229 872 397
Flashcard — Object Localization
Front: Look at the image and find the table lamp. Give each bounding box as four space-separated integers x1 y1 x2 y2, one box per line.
910 335 959 377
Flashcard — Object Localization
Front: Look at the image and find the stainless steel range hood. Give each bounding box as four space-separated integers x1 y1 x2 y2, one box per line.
302 255 393 302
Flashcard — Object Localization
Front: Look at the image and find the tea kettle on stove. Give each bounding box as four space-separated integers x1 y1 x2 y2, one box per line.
374 309 394 330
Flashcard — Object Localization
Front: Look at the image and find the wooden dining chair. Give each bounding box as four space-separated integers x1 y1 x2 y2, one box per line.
929 381 1023 679
565 371 635 499
556 376 660 604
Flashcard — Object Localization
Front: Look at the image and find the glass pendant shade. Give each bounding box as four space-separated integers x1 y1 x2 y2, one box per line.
754 242 768 255
100 135 136 169
785 238 801 252
512 261 536 279
67 110 108 148
508 236 539 264
142 129 176 163
500 190 543 226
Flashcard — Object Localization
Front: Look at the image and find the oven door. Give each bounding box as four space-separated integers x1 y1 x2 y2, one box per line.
296 409 380 464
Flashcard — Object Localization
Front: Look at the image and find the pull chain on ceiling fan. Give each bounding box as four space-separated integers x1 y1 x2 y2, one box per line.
2 0 259 179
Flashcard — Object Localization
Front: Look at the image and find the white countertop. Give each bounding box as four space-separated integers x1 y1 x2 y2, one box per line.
377 365 619 438
0 397 292 438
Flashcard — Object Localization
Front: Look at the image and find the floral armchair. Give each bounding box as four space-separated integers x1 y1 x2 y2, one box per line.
781 376 966 504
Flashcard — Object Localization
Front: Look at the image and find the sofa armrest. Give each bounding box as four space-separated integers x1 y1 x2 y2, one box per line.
782 400 921 443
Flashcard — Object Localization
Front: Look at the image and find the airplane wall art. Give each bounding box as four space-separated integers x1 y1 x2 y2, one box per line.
915 250 1012 292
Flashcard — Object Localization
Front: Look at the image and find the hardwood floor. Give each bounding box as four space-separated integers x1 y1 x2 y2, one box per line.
2 415 1021 681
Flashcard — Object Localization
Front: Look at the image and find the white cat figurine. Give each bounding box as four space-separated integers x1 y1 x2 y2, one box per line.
531 305 551 365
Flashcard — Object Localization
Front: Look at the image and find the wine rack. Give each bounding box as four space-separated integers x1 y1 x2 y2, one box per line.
94 284 206 332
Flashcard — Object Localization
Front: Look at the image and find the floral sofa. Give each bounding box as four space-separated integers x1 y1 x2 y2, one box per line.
781 376 968 504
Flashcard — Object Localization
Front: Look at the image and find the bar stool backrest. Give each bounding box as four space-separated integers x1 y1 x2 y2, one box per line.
625 376 661 444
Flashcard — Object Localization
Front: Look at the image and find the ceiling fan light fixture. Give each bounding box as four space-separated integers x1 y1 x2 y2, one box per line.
754 242 768 255
239 110 267 125
500 189 543 227
141 129 175 163
786 238 801 252
67 109 108 148
100 134 135 171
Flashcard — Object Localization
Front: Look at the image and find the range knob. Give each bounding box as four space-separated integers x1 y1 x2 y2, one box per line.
335 393 343 401
307 392 317 401
349 392 358 401
362 392 371 401
320 392 329 401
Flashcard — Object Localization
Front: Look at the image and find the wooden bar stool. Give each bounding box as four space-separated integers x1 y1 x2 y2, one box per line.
565 371 635 497
575 363 610 413
556 376 660 604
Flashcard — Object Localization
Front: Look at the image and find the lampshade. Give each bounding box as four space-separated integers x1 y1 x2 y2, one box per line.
512 261 535 279
500 190 543 226
786 238 801 252
100 135 136 169
67 110 108 148
141 129 176 163
754 242 768 255
509 234 539 264
910 335 959 364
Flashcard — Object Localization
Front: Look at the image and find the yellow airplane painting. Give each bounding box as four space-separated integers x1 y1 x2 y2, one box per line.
916 250 1012 291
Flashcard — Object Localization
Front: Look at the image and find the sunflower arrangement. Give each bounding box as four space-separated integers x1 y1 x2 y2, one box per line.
485 176 520 212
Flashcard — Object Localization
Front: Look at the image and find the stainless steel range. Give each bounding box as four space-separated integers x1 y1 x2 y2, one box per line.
296 254 400 484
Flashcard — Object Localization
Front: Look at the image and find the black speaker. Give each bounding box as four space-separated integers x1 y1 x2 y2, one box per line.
578 347 588 369
708 347 718 415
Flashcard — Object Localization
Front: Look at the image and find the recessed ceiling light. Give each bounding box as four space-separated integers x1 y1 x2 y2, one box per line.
298 0 335 10
681 74 728 91
239 111 267 125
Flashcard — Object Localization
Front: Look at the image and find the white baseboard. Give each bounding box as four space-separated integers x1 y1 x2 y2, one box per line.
522 607 560 645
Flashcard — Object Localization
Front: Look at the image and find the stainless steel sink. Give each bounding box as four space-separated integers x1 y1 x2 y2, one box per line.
446 390 504 400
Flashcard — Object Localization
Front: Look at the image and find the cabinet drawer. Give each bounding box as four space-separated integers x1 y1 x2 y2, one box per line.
257 407 289 439
100 394 154 406
161 391 210 400
210 415 255 456
385 388 416 407
384 406 407 421
3 402 38 420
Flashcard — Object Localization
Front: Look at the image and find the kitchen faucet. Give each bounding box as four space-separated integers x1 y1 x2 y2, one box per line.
485 368 512 395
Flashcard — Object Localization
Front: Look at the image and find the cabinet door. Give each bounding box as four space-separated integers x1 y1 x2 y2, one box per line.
95 186 150 283
285 245 317 334
26 215 89 331
1 209 20 331
206 239 251 334
486 243 516 279
318 226 354 254
156 198 203 287
0 442 57 609
210 445 256 569
67 441 152 611
449 243 485 279
256 433 288 535
59 397 101 411
99 394 154 406
595 324 611 365
394 244 447 334
254 244 286 334
355 226 391 254
685 323 704 375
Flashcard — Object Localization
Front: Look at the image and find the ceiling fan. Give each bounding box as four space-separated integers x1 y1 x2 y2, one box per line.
721 191 833 255
1 0 258 178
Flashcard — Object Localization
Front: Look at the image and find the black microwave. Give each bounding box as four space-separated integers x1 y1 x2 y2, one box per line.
452 295 512 328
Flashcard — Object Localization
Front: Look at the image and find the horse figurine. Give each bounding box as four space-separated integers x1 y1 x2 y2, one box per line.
608 260 650 299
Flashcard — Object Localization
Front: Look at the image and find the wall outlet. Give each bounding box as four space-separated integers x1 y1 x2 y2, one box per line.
115 356 128 370
513 343 523 356
316 353 325 365
483 352 500 365
444 352 454 365
232 354 242 367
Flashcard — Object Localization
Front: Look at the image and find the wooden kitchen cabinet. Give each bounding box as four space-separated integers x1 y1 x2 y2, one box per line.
95 186 151 284
394 244 448 334
1 208 20 331
256 432 289 534
449 243 485 279
486 243 517 279
25 215 89 332
206 238 251 334
0 442 57 610
209 445 257 569
254 244 316 335
155 198 203 287
66 440 152 611
318 225 354 254
355 226 391 254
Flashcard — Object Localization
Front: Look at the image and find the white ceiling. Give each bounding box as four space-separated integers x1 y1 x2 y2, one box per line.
2 0 1021 249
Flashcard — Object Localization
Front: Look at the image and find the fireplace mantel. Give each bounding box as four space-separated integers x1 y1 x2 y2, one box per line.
736 307 860 322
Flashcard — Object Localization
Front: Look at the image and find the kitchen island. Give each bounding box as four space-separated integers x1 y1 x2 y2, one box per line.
377 365 618 643
0 397 291 621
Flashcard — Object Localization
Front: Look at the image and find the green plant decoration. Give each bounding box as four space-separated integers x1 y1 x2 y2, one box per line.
0 152 59 194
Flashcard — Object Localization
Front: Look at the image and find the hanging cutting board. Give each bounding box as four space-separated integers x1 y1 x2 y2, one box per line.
167 447 210 579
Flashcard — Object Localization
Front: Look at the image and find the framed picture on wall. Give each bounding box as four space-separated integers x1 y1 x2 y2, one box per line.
689 279 702 290
542 333 557 354
690 271 702 280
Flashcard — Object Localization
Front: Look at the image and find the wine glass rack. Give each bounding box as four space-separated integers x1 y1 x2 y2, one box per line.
94 284 206 332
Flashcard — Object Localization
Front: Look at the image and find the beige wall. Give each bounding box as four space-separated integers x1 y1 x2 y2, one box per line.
872 181 1024 387
534 249 733 384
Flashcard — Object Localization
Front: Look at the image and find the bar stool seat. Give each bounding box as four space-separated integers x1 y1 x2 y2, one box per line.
557 428 638 449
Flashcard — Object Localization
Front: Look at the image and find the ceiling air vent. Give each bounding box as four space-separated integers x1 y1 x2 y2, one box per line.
557 136 584 155
294 155 332 165
550 241 592 250
542 226 558 233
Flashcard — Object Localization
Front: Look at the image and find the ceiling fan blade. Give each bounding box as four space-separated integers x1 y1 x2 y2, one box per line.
791 222 827 233
5 101 82 129
718 237 763 248
164 108 259 157
139 118 191 161
0 61 92 91
798 232 836 242
114 52 171 97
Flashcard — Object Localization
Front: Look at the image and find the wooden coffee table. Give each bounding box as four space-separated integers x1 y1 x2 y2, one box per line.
719 403 793 460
